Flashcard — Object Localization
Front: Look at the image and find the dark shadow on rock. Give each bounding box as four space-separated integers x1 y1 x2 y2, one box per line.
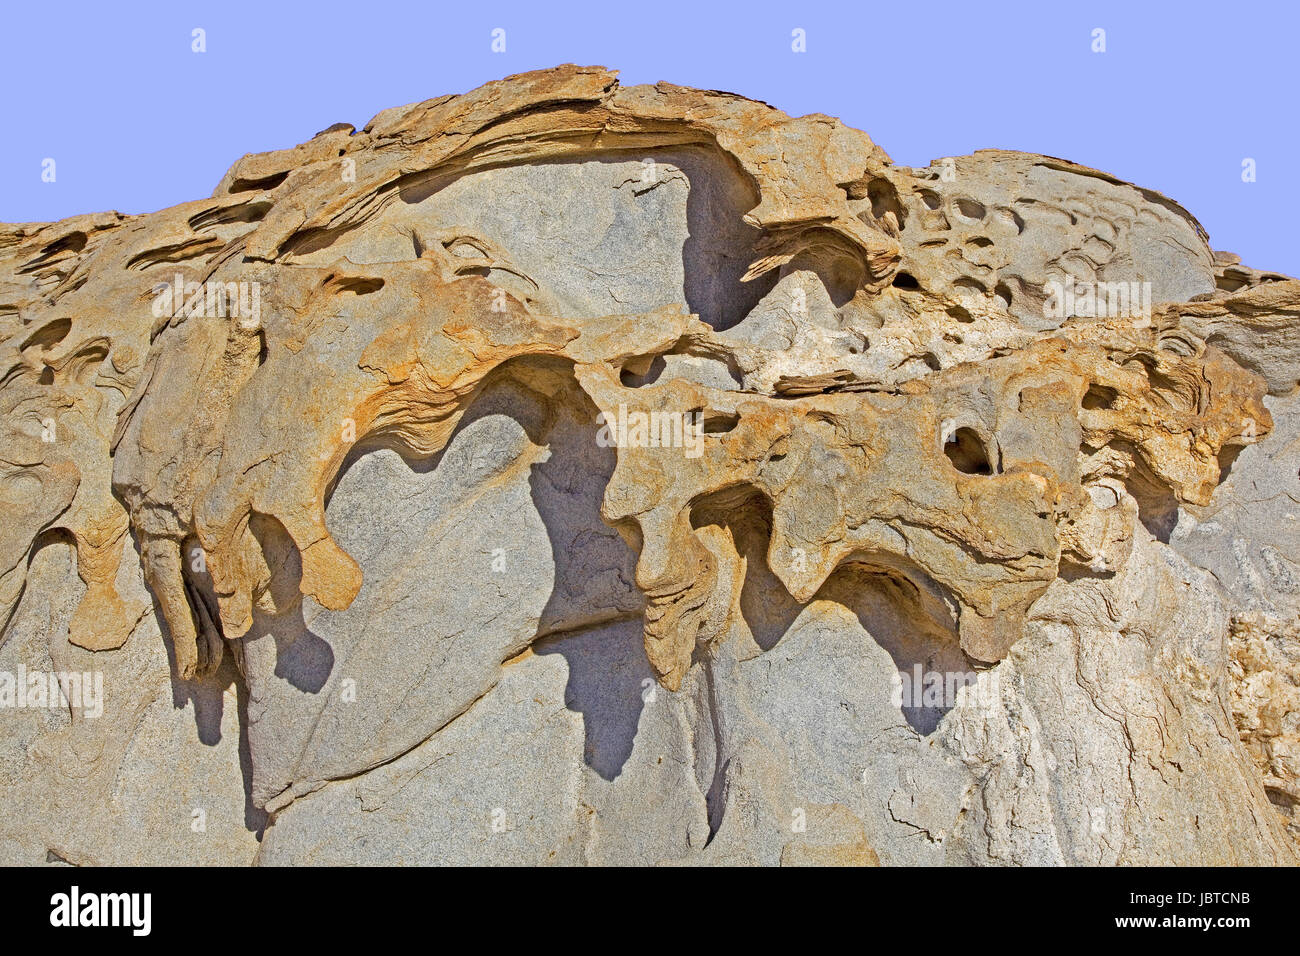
1113 441 1181 543
821 568 971 736
533 619 648 782
262 605 333 695
246 515 333 694
520 358 646 781
687 489 975 736
166 650 269 835
675 148 779 330
696 489 801 653
182 667 226 747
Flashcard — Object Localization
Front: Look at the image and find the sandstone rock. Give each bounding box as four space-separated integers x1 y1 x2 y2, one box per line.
1228 612 1300 848
1 65 1296 865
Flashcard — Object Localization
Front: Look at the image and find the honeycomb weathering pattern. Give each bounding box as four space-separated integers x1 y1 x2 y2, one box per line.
2 65 1298 864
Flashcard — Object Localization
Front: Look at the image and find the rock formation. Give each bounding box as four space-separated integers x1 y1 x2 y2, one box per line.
1 65 1297 865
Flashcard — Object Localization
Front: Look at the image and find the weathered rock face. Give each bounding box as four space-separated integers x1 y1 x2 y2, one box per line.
2 65 1297 865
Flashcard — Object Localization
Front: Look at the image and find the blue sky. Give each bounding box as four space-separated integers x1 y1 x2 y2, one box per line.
2 0 1295 272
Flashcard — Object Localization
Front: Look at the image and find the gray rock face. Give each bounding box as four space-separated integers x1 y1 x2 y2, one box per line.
1171 393 1300 619
0 535 261 865
241 367 643 812
1 66 1297 865
292 148 774 331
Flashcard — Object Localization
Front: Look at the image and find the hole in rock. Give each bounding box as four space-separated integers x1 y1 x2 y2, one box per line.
1266 784 1299 816
20 232 88 274
866 177 908 230
619 355 667 388
45 232 88 255
229 171 289 193
691 486 795 654
1215 272 1249 293
892 271 920 290
21 317 71 352
823 255 866 308
327 276 385 295
1112 443 1180 542
1081 383 1118 410
188 200 272 231
944 427 992 475
699 409 739 434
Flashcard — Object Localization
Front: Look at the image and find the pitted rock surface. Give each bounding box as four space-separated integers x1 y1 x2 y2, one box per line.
2 66 1297 864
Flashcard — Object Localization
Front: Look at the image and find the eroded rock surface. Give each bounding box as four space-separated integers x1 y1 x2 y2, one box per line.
2 65 1297 865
